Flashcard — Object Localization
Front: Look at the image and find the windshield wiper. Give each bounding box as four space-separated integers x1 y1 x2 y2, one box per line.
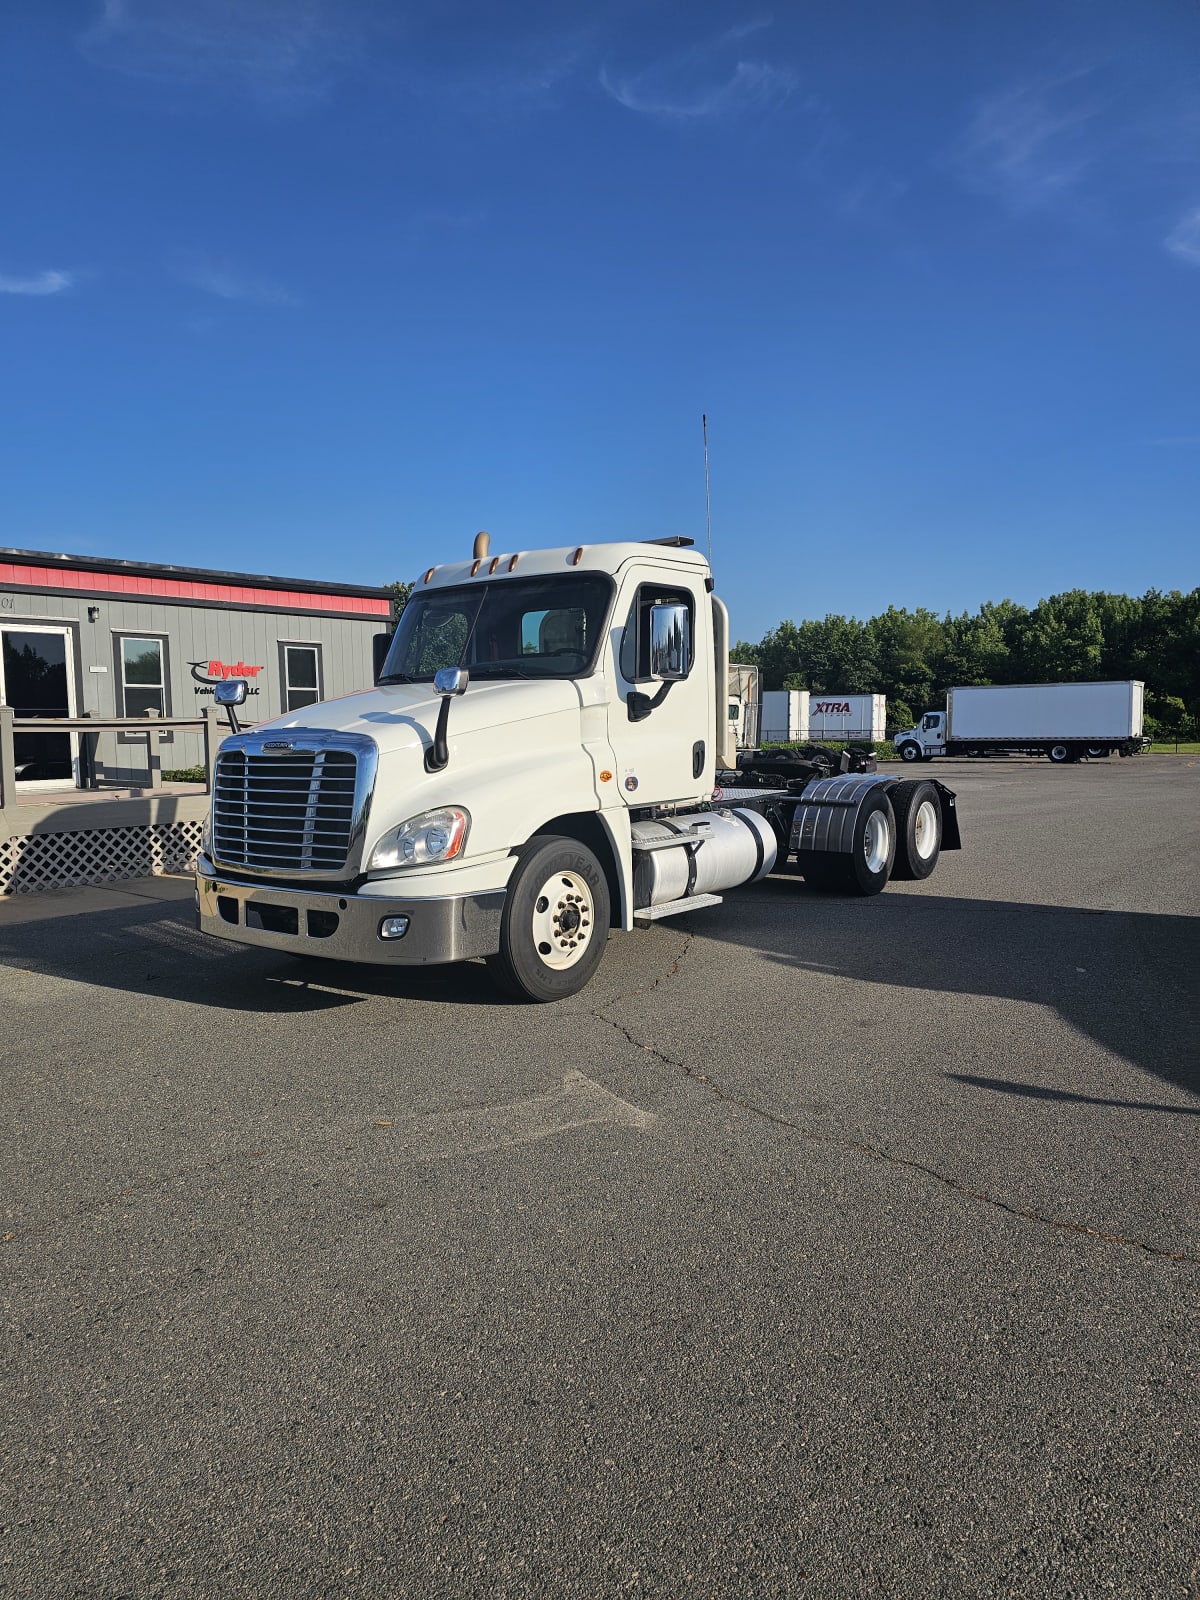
377 672 415 684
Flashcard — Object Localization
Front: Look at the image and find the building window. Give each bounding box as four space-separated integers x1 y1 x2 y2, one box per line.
282 643 321 711
118 636 168 717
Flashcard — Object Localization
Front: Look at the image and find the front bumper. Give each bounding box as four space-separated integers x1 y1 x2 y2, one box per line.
195 857 505 965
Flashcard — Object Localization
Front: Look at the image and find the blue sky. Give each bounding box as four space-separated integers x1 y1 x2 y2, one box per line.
2 1 1197 641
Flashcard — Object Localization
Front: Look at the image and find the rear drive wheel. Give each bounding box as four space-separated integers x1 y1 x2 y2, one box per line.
487 835 610 1002
898 742 922 764
797 790 896 896
888 780 942 880
1048 744 1070 764
1086 746 1109 759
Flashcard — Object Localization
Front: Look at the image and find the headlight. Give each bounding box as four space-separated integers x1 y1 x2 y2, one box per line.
367 807 470 872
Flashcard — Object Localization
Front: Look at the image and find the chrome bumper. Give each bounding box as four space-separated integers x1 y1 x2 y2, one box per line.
195 859 505 965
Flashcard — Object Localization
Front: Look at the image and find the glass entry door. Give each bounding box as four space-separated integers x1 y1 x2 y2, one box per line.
0 626 78 789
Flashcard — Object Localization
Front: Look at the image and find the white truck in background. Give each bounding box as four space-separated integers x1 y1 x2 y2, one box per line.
760 690 887 745
895 681 1149 764
197 533 960 1002
727 663 760 750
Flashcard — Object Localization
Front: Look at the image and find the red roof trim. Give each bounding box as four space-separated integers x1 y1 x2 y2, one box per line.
0 562 393 618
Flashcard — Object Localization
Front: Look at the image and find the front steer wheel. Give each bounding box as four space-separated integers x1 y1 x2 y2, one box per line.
487 835 611 1002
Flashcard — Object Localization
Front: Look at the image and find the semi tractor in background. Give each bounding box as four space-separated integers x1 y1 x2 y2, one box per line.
197 533 960 1002
760 690 887 746
727 663 760 751
894 681 1149 764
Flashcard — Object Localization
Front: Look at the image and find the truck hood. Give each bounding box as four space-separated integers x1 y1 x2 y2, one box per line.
253 677 581 757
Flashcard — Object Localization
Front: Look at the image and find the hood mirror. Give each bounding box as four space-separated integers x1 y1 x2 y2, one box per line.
434 667 469 697
427 667 469 772
214 678 248 732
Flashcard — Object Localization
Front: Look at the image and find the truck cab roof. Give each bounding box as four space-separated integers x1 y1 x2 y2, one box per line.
418 539 711 591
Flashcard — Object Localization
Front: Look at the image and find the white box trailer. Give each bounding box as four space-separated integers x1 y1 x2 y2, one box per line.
760 689 807 743
895 681 1148 764
807 693 887 744
761 689 886 744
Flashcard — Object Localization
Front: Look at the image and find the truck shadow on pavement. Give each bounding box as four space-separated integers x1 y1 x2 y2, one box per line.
0 897 506 1011
716 877 1200 1105
3 882 1199 1077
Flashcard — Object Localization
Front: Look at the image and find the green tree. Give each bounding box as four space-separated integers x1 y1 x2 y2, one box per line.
386 579 414 624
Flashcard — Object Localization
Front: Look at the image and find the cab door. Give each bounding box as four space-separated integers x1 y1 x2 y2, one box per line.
606 568 713 807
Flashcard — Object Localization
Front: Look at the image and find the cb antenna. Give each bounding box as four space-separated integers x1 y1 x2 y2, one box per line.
702 413 713 567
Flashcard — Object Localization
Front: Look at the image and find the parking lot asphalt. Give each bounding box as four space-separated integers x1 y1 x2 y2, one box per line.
2 756 1198 1599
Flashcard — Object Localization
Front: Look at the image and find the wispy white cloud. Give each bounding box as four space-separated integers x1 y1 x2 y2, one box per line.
0 269 75 296
838 174 910 223
955 72 1100 210
172 254 299 306
600 22 797 120
1164 205 1200 266
79 0 361 108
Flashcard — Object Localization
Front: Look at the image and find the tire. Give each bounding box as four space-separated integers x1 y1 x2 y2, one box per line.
796 789 896 896
487 835 611 1002
1048 744 1071 764
1086 746 1109 759
888 780 942 880
898 742 922 764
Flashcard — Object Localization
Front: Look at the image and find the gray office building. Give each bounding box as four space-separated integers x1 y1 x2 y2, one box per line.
0 548 393 792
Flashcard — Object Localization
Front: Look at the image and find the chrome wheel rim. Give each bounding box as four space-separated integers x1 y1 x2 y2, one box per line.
863 811 891 874
913 799 938 860
531 869 594 969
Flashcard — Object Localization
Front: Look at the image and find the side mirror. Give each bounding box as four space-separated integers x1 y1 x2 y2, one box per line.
648 603 691 682
434 667 469 697
373 632 392 684
214 677 248 733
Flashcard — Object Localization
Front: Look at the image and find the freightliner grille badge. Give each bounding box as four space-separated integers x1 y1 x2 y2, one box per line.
262 741 295 752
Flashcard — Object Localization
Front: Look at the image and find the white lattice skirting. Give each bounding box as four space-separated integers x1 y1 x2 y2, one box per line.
1 821 205 894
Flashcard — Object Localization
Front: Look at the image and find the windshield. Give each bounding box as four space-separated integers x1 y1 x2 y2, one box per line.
380 573 615 683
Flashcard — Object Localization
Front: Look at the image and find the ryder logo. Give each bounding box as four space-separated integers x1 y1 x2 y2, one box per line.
189 658 264 696
812 701 852 715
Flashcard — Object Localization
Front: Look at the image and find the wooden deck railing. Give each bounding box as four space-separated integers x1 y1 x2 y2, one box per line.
0 705 232 808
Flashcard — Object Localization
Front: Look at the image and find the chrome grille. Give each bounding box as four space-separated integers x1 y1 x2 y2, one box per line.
213 747 360 873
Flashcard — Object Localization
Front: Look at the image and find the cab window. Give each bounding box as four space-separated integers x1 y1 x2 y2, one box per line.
619 584 695 684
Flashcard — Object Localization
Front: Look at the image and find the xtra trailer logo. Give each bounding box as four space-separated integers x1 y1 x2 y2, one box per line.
812 701 853 714
189 658 264 697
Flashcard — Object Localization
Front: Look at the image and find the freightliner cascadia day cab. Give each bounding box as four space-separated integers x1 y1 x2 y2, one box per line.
895 681 1149 765
196 534 960 1002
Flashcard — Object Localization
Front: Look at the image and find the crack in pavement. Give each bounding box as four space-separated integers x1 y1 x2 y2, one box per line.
595 986 1198 1268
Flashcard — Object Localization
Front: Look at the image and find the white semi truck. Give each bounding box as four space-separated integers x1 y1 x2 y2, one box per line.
895 681 1149 764
197 534 960 1001
727 663 760 750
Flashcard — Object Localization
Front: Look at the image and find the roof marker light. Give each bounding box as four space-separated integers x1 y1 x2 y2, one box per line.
470 559 482 576
423 567 436 584
570 547 583 566
488 556 499 574
508 554 519 571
